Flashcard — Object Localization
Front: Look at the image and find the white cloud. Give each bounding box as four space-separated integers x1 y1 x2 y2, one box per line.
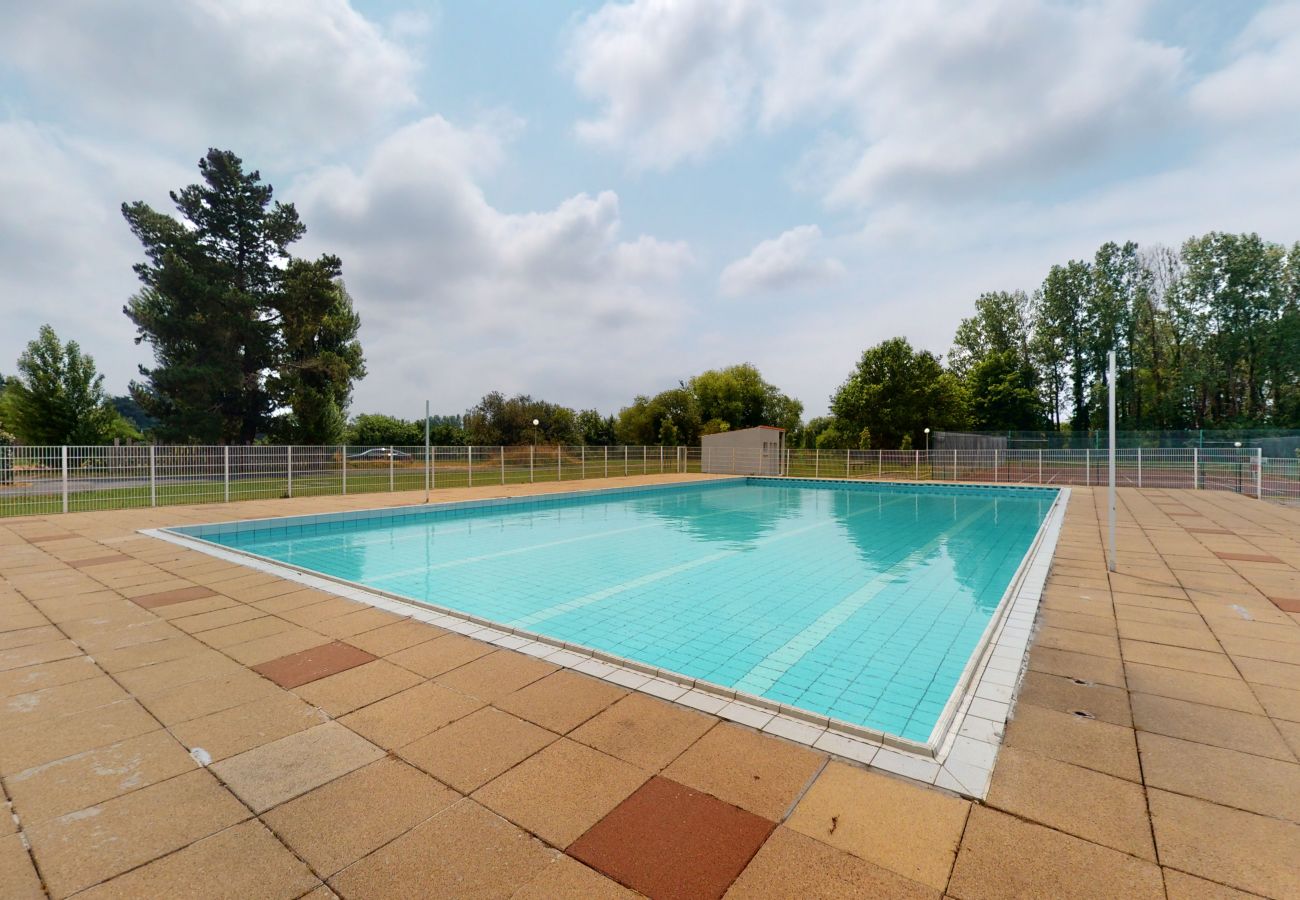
1190 2 1300 127
291 116 696 414
567 0 1184 204
719 226 845 297
0 0 419 159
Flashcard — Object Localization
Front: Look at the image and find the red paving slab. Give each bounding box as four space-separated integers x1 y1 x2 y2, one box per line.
1268 596 1300 614
252 641 376 688
132 586 219 609
24 533 77 543
1185 527 1233 535
568 776 775 900
67 554 133 568
1213 551 1285 565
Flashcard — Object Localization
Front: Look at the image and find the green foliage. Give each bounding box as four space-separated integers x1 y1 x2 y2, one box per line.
346 414 422 446
123 149 365 443
688 364 803 433
2 325 135 444
967 350 1047 431
576 409 617 445
464 392 578 445
830 337 969 449
616 387 701 445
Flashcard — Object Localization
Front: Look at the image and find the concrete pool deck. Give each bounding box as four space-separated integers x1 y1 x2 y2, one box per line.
1 474 1298 898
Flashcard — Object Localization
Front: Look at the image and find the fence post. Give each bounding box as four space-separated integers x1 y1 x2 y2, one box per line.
1255 448 1263 499
1137 448 1142 488
286 446 293 498
605 445 609 478
1085 449 1090 487
389 451 395 492
815 449 820 478
501 447 505 485
149 445 157 507
341 445 347 495
530 445 535 483
1192 448 1198 489
224 446 230 502
468 446 473 487
994 449 999 483
953 449 957 482
557 445 561 482
878 450 882 478
1038 449 1043 484
625 446 629 476
582 445 586 480
660 445 664 473
731 448 736 474
915 450 919 481
61 446 69 513
643 446 647 474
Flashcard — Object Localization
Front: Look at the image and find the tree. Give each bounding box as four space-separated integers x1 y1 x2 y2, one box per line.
948 290 1032 379
464 393 578 445
1 325 136 445
967 350 1047 431
615 388 701 445
830 338 969 449
576 409 616 445
346 414 422 446
687 364 803 433
1036 261 1091 431
123 149 365 443
268 265 365 443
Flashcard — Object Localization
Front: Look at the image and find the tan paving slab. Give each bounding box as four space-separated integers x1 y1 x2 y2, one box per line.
169 692 325 761
279 597 366 626
1149 788 1300 899
726 825 939 899
985 747 1155 859
387 632 494 677
663 722 826 821
0 624 62 650
171 604 266 634
787 762 968 892
1015 670 1133 727
1254 683 1300 723
0 638 83 672
1275 719 1300 760
1027 645 1126 688
948 805 1163 900
570 691 716 770
313 606 403 639
130 585 217 608
474 738 649 848
151 594 240 621
76 820 320 900
293 658 422 716
1121 639 1239 678
1130 692 1295 762
345 618 445 657
400 706 557 793
494 668 628 734
1233 655 1300 690
1161 868 1262 900
24 769 250 898
224 626 331 666
328 799 556 898
0 674 127 729
1040 608 1118 635
1117 619 1222 652
433 649 558 701
1034 625 1121 658
210 721 384 813
135 669 284 725
1125 662 1265 714
113 649 246 694
0 699 159 776
90 634 207 674
262 757 459 877
0 833 44 900
0 654 98 698
195 614 295 649
514 854 641 899
339 680 485 749
1137 732 1300 824
1003 702 1141 781
6 729 197 824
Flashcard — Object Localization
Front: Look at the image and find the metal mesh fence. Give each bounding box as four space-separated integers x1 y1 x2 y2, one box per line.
2 443 1295 518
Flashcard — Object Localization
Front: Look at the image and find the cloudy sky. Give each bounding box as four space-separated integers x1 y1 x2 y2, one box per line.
2 1 1297 419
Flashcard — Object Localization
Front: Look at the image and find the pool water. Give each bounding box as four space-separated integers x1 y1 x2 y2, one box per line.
179 479 1057 743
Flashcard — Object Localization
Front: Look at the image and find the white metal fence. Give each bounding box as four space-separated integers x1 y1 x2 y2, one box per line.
1 444 1297 518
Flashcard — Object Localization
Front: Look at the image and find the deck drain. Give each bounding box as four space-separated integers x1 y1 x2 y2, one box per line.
1071 710 1095 719
1070 678 1093 686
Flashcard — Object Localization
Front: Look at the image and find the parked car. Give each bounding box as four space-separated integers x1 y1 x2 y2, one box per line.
348 448 412 461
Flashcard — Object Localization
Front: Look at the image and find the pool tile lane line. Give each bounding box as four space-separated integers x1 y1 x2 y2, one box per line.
147 480 1070 793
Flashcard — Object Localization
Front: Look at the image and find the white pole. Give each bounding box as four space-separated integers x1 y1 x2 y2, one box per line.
424 400 431 502
286 446 293 498
558 445 562 482
815 449 820 478
915 450 919 481
1137 447 1142 488
501 447 505 485
1192 447 1198 489
468 445 473 487
530 445 534 483
1038 449 1042 484
625 445 629 475
1085 449 1090 487
1108 351 1117 572
149 445 156 507
61 445 69 513
604 445 609 478
341 445 347 494
1255 448 1263 499
389 447 395 492
582 445 586 480
224 445 230 502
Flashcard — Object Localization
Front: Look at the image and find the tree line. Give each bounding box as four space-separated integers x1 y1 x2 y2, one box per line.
2 147 1295 451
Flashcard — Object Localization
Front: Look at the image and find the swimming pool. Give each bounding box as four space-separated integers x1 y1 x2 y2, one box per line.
168 478 1060 747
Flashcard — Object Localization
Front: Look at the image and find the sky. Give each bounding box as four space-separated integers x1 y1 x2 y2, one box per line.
1 0 1298 420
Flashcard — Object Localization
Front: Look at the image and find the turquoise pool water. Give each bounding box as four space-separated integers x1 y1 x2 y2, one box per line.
176 479 1057 743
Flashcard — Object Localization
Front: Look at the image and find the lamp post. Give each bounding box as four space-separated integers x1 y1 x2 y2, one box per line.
924 427 930 452
532 418 540 446
1234 441 1243 494
924 427 931 479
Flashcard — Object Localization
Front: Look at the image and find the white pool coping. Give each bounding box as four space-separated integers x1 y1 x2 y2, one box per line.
142 477 1068 799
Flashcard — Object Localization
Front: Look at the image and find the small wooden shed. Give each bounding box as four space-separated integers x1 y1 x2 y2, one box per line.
701 426 786 475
